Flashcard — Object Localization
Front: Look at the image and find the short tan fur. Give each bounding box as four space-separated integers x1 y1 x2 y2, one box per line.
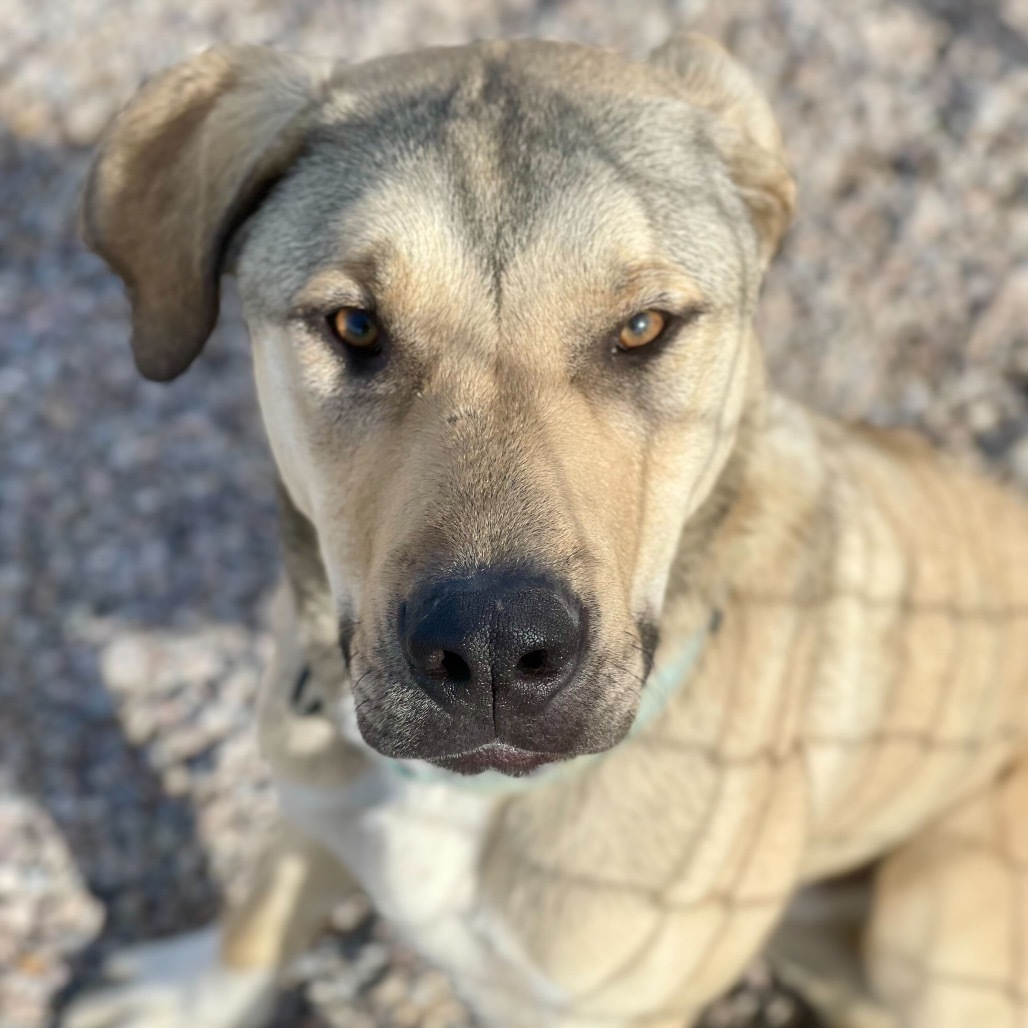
69 34 1028 1028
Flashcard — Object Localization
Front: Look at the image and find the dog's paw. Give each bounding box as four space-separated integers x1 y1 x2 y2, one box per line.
62 926 276 1028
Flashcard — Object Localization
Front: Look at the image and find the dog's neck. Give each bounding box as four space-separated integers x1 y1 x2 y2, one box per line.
661 331 770 614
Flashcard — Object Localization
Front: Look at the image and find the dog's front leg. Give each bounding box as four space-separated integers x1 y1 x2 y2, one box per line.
63 582 364 1028
221 819 360 983
62 819 357 1028
866 752 1028 1028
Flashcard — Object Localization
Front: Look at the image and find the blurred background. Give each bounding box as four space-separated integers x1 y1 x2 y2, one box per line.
1 0 1026 1025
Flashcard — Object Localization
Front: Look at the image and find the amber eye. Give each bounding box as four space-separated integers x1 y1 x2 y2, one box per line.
330 307 380 350
618 310 667 350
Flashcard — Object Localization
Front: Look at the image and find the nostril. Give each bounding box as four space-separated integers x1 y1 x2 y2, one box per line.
416 646 473 683
516 649 551 677
440 650 472 683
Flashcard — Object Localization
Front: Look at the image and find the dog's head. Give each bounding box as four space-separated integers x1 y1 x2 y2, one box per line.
82 37 793 774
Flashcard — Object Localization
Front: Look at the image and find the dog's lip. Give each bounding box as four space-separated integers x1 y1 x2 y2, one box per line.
430 742 566 777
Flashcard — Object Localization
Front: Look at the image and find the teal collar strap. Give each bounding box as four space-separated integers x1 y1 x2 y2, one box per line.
387 620 711 795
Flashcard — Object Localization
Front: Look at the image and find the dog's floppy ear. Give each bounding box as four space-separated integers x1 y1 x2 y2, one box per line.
649 34 795 268
81 46 332 381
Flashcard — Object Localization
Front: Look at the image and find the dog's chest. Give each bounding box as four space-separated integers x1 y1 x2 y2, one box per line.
278 766 491 916
275 765 546 990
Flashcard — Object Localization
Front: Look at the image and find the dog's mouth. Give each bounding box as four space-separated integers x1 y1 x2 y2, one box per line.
429 742 567 777
344 601 658 771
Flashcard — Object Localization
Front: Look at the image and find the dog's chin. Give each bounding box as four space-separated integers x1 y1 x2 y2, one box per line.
430 742 568 777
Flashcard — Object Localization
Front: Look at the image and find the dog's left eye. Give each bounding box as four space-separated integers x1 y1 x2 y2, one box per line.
329 307 381 352
617 310 668 350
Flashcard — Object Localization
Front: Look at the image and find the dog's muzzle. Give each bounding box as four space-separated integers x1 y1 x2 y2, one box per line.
351 565 638 774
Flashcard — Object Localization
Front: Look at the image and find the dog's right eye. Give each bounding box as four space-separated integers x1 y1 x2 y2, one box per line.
328 307 382 355
618 310 667 350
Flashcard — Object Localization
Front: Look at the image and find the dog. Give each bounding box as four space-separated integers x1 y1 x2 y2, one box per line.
65 34 1028 1028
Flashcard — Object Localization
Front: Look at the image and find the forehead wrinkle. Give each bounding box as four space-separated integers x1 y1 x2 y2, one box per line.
494 178 661 326
263 203 506 380
259 61 751 342
430 64 676 316
432 60 563 318
535 95 753 296
432 87 748 323
309 59 745 316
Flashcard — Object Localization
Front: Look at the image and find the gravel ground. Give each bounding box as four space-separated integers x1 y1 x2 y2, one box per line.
1 1 1026 1026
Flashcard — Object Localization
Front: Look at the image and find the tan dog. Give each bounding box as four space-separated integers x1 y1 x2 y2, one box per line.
67 35 1028 1028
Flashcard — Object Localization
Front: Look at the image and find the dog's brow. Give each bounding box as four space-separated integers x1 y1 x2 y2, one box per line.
614 263 707 308
290 265 381 312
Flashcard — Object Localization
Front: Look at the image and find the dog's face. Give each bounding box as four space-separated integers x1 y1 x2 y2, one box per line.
82 38 793 773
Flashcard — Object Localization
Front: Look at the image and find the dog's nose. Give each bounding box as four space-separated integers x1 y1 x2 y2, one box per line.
402 570 585 711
